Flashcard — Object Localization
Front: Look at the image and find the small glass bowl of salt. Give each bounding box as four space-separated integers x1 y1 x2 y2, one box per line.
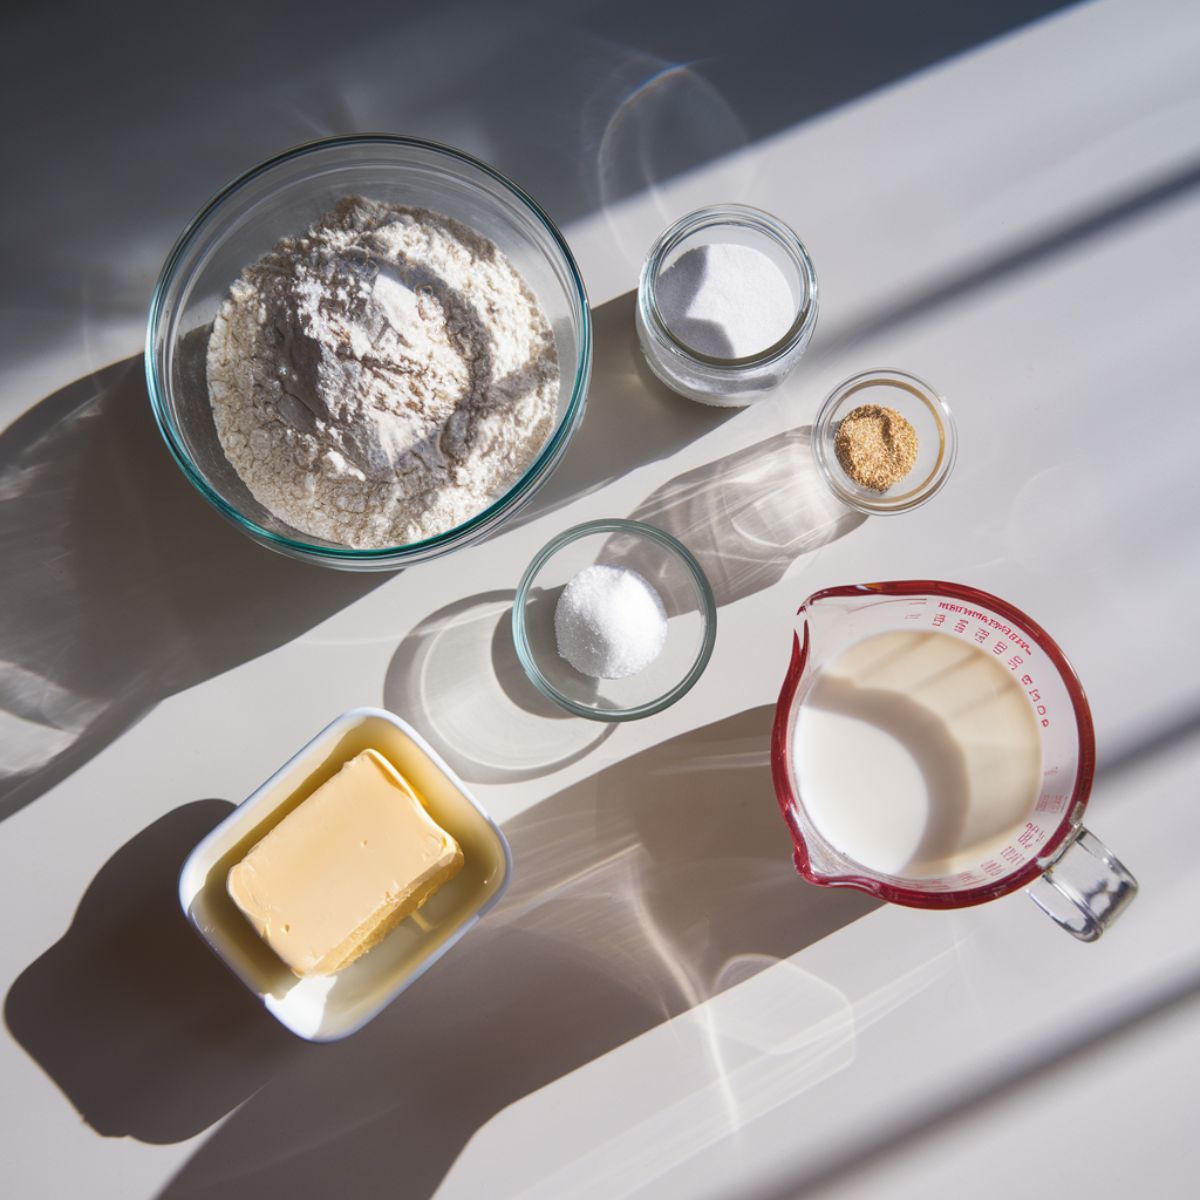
513 519 716 720
636 204 818 406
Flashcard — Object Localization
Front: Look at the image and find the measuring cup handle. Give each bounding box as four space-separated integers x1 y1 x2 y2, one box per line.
1025 827 1137 941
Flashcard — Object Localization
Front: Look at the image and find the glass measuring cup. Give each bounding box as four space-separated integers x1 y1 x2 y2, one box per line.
771 581 1137 940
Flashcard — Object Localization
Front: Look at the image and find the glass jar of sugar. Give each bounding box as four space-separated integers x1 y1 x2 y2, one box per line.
635 204 818 406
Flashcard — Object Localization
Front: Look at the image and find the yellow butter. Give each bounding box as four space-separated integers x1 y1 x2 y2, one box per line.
227 748 464 976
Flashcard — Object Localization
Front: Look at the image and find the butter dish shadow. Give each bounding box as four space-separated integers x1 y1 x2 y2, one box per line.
0 358 386 824
157 706 879 1198
4 800 301 1143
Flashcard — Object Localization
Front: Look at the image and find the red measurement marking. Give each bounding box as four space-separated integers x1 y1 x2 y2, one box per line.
1016 822 1044 849
1013 676 1051 728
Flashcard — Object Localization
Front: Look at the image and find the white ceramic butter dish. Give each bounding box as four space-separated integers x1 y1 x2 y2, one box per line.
178 707 512 1041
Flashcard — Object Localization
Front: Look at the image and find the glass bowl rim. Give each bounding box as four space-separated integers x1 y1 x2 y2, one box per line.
512 518 717 721
145 133 592 563
811 368 958 515
637 203 819 370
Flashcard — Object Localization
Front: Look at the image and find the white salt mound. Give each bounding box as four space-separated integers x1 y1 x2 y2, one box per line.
655 241 795 359
554 564 668 680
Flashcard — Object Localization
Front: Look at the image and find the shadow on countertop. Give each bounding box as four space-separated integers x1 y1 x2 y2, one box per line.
146 706 877 1196
379 290 735 787
518 290 737 522
4 800 301 1143
384 589 618 785
0 358 389 825
381 423 866 788
0 285 722 825
625 425 866 608
0 1 1080 380
0 288 749 1147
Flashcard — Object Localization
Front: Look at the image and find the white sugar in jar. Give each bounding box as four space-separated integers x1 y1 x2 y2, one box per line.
635 205 818 406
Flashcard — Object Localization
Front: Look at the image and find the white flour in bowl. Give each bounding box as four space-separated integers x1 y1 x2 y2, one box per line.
206 197 559 549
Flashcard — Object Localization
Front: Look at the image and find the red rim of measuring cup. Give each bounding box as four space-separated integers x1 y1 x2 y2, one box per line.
769 580 1098 910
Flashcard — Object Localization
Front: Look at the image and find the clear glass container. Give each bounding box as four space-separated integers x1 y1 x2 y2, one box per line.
635 204 818 406
772 580 1137 939
812 369 958 514
513 519 716 721
146 135 592 571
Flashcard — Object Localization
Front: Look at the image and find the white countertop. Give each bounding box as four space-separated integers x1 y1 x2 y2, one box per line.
3 1 1199 1196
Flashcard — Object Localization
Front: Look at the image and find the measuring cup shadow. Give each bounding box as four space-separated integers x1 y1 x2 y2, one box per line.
383 590 613 784
624 426 866 609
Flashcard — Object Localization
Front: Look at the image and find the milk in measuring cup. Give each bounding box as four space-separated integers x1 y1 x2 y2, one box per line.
793 630 1042 878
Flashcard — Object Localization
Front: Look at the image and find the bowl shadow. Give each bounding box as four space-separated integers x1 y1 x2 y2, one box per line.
0 288 728 825
0 357 388 825
384 589 613 784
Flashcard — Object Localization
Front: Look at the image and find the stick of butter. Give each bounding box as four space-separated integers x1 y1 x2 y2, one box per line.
227 749 464 977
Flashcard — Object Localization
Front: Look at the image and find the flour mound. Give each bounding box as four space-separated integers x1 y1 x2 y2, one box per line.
206 197 559 549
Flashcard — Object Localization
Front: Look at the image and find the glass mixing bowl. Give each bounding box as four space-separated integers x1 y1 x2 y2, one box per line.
146 136 591 570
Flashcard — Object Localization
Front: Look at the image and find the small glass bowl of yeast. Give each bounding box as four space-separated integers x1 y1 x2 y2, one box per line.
811 369 958 515
178 707 511 1041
